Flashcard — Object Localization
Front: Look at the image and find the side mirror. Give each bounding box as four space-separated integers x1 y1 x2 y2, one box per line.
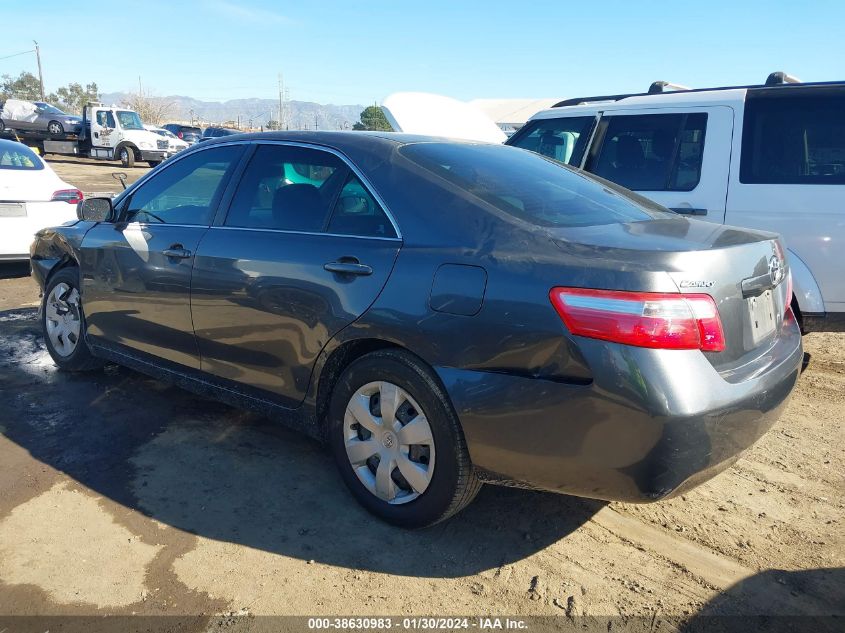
77 197 115 222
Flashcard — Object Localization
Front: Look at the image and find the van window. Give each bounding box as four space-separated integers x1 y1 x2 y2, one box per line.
508 116 594 166
740 89 845 184
589 113 707 192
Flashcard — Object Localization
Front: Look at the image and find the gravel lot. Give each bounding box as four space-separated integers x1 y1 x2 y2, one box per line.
0 157 842 631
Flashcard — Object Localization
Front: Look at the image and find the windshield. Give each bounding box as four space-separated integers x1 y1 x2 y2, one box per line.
36 103 66 115
0 140 44 170
400 142 671 228
116 110 144 130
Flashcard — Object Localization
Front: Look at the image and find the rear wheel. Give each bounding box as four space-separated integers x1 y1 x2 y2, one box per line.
328 350 481 528
42 268 104 372
118 145 135 168
47 120 64 136
0 119 5 132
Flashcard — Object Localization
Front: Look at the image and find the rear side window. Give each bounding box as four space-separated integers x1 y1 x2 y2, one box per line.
589 113 707 191
401 142 668 228
0 141 43 170
327 173 397 238
225 144 345 232
741 89 845 184
507 116 594 166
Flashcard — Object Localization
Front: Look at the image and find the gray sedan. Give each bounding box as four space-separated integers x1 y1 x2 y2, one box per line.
30 131 803 528
0 101 82 136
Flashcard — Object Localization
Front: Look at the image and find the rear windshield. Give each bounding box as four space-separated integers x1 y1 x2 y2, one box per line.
400 142 667 227
0 141 44 170
182 127 201 135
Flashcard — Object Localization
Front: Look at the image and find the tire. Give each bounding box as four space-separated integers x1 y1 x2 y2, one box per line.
118 145 135 168
42 267 104 372
328 349 481 528
0 119 5 132
47 120 64 136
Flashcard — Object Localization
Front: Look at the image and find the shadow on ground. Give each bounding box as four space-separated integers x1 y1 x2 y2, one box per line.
681 567 845 632
0 309 603 578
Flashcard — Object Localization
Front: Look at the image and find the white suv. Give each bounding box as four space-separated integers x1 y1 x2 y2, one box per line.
506 74 845 332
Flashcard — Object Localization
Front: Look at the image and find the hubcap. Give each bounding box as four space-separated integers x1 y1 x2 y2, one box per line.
45 282 81 357
343 381 436 504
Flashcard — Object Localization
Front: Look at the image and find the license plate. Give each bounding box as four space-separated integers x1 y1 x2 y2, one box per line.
747 290 776 345
0 203 26 217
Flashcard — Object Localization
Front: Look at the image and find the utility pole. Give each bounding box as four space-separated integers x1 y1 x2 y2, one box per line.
33 40 44 101
278 73 283 130
138 75 143 96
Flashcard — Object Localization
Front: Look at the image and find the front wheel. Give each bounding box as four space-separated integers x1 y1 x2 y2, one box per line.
118 146 135 168
42 268 104 372
328 350 481 528
47 120 64 136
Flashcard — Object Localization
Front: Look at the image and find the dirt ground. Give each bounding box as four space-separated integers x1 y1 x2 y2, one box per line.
0 157 842 631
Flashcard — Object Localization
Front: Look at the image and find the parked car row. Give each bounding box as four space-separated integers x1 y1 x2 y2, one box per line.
160 124 241 146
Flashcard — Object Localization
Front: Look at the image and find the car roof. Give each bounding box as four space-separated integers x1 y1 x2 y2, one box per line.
192 130 479 151
531 81 845 120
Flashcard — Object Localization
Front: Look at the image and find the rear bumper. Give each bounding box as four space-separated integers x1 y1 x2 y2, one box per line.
437 314 803 503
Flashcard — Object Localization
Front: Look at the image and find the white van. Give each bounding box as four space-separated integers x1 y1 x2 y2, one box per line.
504 74 845 332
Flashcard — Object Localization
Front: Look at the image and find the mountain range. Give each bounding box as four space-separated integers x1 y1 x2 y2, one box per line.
100 92 365 130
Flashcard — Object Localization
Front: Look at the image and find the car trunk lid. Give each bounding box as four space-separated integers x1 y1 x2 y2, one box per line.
548 218 791 370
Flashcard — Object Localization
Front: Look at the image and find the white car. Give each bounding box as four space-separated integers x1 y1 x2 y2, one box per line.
0 139 82 261
385 74 845 332
144 125 189 154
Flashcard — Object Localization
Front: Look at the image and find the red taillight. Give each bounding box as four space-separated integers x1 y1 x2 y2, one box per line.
51 189 84 205
549 287 726 352
785 270 793 315
177 131 184 138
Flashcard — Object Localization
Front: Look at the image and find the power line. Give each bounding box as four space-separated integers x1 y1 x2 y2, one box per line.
0 49 35 62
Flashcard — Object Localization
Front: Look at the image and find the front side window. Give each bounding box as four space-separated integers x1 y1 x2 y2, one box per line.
508 116 594 166
125 145 242 225
96 111 115 127
741 89 845 184
225 144 344 232
590 113 707 191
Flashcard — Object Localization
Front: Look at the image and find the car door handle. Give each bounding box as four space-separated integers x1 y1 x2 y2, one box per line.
669 207 708 216
324 261 373 276
162 246 192 259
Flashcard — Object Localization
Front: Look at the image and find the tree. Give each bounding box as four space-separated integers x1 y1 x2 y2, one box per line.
353 105 392 131
120 91 174 125
0 72 42 101
48 82 99 114
265 120 281 130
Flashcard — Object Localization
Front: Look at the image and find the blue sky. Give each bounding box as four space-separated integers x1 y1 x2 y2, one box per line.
2 0 841 105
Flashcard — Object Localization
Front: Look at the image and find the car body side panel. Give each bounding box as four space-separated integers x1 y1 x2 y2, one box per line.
80 222 209 369
190 228 401 406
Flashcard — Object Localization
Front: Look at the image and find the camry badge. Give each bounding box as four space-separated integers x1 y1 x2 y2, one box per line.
769 256 784 286
679 280 715 288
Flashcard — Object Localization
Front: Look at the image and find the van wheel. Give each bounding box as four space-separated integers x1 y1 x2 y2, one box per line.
42 268 104 372
119 146 135 168
0 119 5 132
47 120 64 136
328 349 481 528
